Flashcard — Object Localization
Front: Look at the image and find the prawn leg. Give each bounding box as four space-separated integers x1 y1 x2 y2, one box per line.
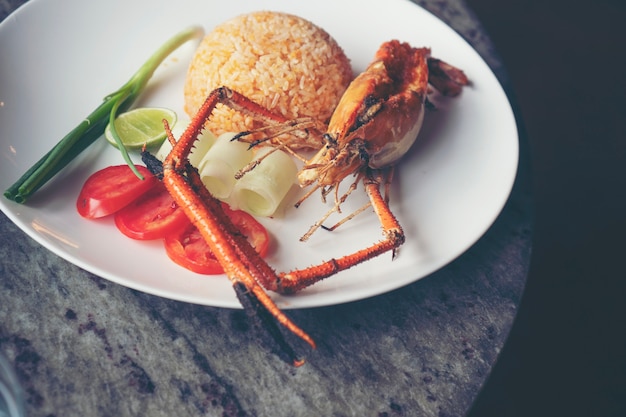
161 92 316 365
276 170 405 294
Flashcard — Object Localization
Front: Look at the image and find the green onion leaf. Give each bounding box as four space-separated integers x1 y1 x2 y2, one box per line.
4 25 204 203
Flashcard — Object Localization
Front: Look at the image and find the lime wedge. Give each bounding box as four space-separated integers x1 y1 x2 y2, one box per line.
105 107 177 150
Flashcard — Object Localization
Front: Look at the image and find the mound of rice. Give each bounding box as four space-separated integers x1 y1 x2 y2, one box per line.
183 11 353 141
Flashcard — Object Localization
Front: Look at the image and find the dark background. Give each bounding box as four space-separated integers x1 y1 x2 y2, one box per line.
464 0 626 416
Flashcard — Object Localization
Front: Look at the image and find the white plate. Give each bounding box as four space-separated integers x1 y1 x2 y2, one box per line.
0 0 518 309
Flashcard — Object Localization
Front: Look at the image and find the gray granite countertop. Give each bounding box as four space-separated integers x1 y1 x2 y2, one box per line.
0 0 532 416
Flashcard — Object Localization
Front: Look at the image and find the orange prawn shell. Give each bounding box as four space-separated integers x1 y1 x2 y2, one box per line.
299 41 431 187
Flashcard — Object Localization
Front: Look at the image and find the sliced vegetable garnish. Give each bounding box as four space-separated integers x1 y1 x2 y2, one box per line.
77 163 271 274
105 107 177 150
221 203 271 258
197 132 253 199
164 220 224 275
232 147 297 217
76 165 156 219
153 122 216 168
164 204 270 275
114 182 189 240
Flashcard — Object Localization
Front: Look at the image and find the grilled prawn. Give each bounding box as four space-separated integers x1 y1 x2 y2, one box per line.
160 40 469 364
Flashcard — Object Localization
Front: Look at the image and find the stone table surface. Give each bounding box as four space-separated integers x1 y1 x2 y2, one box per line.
0 0 532 416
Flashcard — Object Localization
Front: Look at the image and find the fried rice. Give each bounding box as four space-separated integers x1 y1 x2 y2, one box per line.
183 11 353 142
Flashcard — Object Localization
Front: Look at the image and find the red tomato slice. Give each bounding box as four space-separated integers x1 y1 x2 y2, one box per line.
114 182 190 240
164 220 223 274
221 204 270 258
164 205 270 275
76 165 156 219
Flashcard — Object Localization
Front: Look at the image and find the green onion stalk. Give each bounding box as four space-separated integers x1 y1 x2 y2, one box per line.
4 25 204 203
